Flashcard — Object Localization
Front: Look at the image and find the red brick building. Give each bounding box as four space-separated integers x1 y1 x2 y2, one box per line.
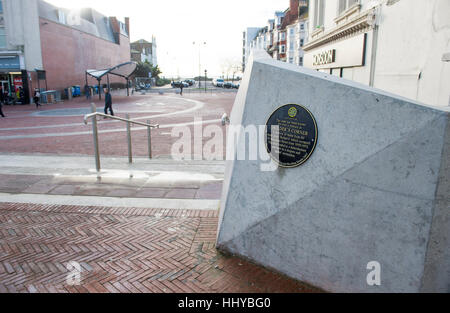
0 0 131 104
279 0 300 61
38 1 131 92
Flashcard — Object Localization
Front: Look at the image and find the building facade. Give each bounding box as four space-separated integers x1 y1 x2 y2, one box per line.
303 0 450 107
131 37 157 66
0 0 131 104
243 0 310 69
242 27 260 73
0 0 42 104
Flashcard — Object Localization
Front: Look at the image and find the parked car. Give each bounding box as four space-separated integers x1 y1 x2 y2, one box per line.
232 83 240 89
184 79 195 86
171 81 189 88
223 82 233 89
213 79 225 87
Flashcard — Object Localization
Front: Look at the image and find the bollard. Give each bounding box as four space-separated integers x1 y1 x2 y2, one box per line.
91 103 101 172
126 114 133 164
147 120 152 159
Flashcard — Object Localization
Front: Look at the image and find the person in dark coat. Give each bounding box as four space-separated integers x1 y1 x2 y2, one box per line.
84 84 91 100
104 88 114 117
0 88 5 117
180 83 184 96
34 89 41 108
19 87 24 103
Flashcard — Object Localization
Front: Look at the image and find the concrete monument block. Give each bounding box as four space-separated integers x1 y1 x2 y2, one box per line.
217 50 449 293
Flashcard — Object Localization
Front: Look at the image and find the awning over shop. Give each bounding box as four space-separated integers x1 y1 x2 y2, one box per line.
86 61 137 98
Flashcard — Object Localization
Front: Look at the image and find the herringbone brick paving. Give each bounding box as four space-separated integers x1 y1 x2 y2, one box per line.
0 202 320 293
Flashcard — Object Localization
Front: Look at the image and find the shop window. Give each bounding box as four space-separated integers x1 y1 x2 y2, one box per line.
299 57 303 66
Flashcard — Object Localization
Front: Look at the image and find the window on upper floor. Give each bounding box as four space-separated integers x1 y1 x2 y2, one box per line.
313 0 325 29
300 23 304 30
300 39 304 47
281 32 286 41
290 28 294 35
0 0 4 29
299 57 304 66
338 0 359 15
58 10 67 24
280 45 286 54
289 41 294 51
0 28 6 48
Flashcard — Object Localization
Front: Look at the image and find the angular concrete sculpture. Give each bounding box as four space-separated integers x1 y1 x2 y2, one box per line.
217 50 449 293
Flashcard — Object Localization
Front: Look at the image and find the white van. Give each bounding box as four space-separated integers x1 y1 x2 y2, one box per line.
213 78 225 87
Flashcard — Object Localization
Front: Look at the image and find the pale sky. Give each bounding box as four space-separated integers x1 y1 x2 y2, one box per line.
45 0 288 78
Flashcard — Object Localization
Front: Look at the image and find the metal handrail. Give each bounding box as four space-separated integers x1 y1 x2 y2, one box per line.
83 103 160 173
84 112 160 129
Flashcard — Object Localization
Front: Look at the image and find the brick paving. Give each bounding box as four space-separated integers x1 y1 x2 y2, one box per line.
0 202 320 293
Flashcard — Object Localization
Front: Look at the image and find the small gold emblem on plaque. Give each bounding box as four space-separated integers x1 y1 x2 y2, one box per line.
288 107 298 118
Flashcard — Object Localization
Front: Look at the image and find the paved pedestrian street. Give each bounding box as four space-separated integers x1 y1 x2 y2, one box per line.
0 202 319 293
0 93 321 293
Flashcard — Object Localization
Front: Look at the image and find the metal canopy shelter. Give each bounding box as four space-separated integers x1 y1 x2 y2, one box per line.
86 61 137 99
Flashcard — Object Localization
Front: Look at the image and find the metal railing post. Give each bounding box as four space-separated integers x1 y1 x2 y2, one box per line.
90 103 101 172
147 119 152 159
126 113 133 164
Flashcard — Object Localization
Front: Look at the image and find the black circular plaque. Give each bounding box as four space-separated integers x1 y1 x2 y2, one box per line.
265 104 318 168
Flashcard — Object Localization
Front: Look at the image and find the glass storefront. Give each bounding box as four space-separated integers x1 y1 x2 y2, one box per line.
0 55 29 104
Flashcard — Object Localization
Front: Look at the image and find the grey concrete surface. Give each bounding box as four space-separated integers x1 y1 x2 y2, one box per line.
0 154 224 209
217 50 449 293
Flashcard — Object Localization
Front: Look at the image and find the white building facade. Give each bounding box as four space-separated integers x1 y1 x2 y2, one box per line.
242 27 260 73
0 0 43 102
243 1 309 69
303 0 450 107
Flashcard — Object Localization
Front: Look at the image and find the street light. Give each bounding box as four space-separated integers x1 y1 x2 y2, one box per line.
193 41 206 88
204 70 207 93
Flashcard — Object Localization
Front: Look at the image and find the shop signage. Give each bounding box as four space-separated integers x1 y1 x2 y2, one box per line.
0 56 20 70
313 49 336 66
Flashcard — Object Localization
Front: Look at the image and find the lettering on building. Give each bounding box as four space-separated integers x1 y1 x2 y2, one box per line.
313 49 336 66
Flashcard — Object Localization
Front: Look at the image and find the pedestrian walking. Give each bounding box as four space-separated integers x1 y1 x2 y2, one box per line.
104 88 114 117
84 84 91 100
34 89 41 108
180 83 184 96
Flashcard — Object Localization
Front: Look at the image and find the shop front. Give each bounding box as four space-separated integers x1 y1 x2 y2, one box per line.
0 54 30 104
303 32 369 81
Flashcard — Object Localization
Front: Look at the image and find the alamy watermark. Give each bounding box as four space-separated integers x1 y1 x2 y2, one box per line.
66 261 82 286
366 261 381 286
170 118 280 172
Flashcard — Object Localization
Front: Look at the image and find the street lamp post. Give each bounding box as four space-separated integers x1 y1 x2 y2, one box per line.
204 70 207 93
193 41 206 88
